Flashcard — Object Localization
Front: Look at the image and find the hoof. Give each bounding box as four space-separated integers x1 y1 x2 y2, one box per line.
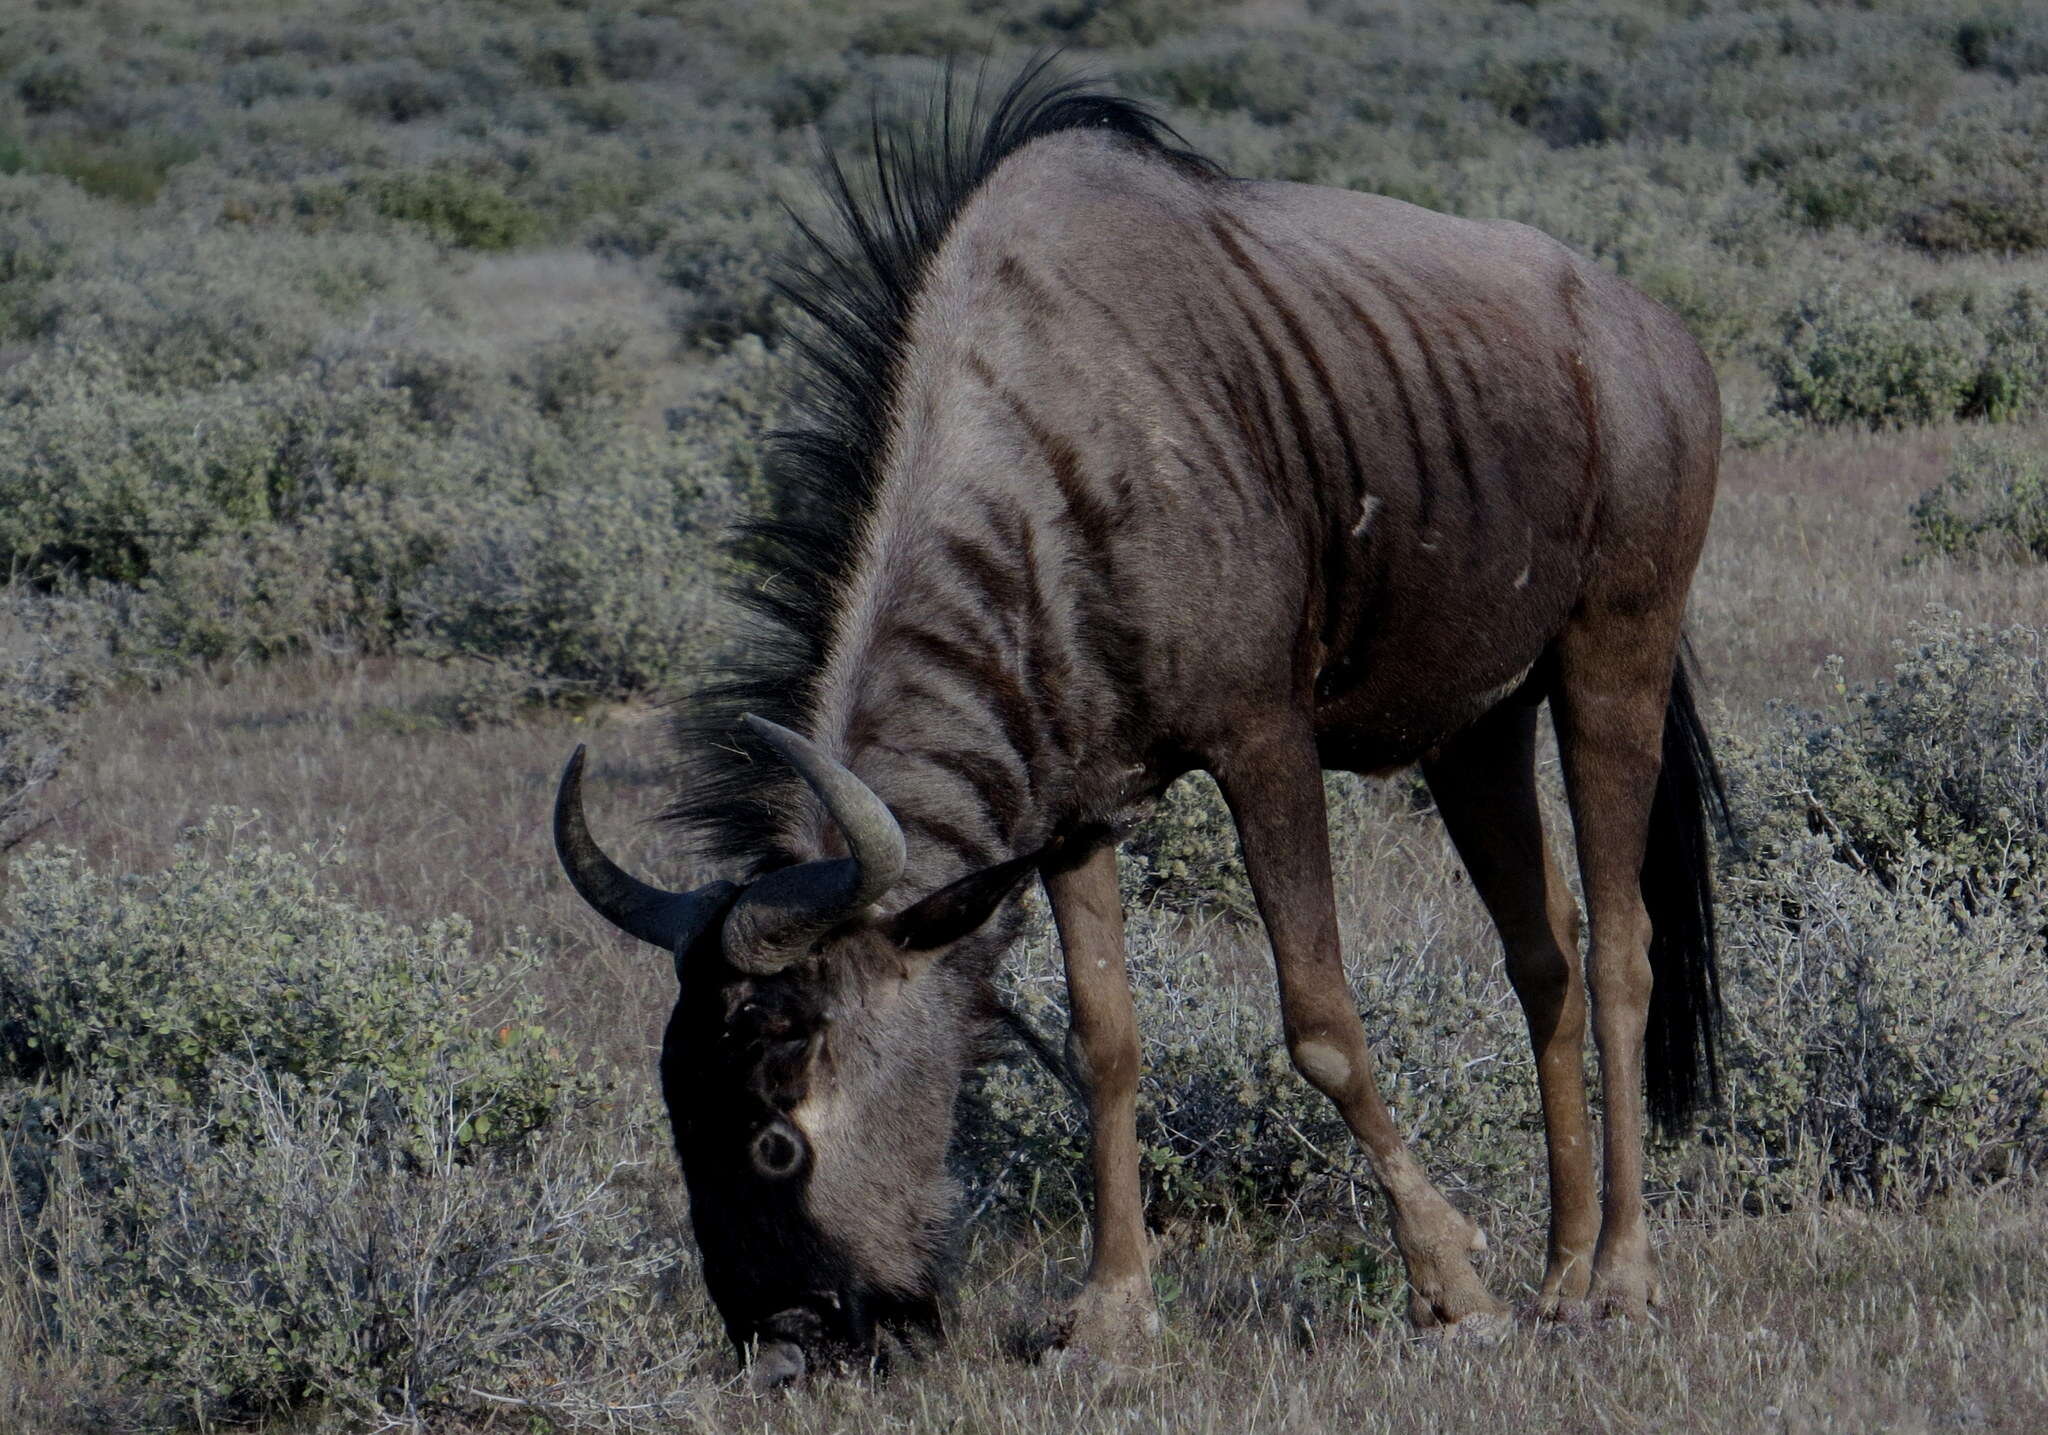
1593 1293 1663 1327
1034 1276 1160 1370
1520 1295 1594 1326
1395 1202 1506 1331
1588 1263 1664 1326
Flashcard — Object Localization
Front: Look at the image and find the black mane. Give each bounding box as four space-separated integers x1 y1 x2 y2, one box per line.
668 60 1215 870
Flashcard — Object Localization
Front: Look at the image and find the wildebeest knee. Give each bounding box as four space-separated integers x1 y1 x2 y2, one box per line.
1066 1021 1138 1098
1287 1034 1357 1097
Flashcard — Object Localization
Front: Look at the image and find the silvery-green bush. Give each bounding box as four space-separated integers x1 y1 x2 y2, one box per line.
1912 437 2048 562
0 326 774 690
1712 836 2046 1203
398 445 717 702
0 821 689 1429
960 906 1534 1226
0 588 111 853
1769 283 2048 427
1724 612 2047 884
5 1069 677 1431
0 814 587 1150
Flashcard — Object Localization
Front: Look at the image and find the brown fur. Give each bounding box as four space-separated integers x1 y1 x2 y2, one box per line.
562 79 1721 1369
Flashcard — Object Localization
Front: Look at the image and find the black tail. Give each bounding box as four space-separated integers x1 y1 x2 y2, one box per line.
1642 644 1730 1134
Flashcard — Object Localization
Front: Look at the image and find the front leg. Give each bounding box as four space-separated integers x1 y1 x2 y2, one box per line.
1041 843 1157 1356
1214 721 1506 1331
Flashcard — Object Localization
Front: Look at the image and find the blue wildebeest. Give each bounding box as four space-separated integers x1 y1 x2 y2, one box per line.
555 64 1724 1382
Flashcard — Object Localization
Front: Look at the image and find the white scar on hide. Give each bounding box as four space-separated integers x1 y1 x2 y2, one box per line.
1351 494 1381 539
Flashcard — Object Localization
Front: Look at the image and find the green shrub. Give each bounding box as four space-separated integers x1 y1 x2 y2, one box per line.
0 822 687 1430
1470 50 1616 147
1956 10 2048 79
339 58 459 123
5 1069 672 1430
1975 288 2048 422
129 526 356 666
0 322 775 693
1899 184 2048 256
1713 836 2047 1202
13 57 89 117
0 815 587 1149
516 323 651 418
1119 773 1255 921
399 446 718 701
1769 284 2048 427
1911 438 2048 562
0 588 110 853
0 342 349 585
1723 611 2047 893
364 170 538 251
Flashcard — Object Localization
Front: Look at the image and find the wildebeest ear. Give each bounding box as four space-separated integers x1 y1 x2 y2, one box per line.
884 853 1041 952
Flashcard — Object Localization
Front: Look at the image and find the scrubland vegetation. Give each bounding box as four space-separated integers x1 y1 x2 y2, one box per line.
3 1 2047 1430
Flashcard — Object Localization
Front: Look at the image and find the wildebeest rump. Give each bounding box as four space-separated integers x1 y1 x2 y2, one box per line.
556 63 1725 1378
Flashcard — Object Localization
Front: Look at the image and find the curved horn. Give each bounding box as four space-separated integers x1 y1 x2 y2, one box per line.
721 714 907 973
554 746 733 952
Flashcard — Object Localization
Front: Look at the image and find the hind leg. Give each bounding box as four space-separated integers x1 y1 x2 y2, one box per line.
1216 721 1504 1330
1554 611 1684 1318
1423 698 1598 1313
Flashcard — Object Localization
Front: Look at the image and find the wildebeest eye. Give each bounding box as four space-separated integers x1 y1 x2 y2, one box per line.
751 1120 807 1180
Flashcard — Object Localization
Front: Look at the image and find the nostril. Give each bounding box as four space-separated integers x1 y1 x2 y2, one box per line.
750 1120 806 1179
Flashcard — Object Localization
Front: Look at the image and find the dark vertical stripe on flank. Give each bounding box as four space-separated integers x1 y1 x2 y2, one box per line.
1213 215 1377 648
1560 267 1605 509
1333 251 1484 533
892 674 1039 791
1442 335 1492 523
1004 506 1075 762
993 382 1122 541
1053 261 1245 481
1212 217 1370 507
1336 288 1432 509
1385 293 1480 532
993 252 1060 315
936 529 1027 617
886 623 1034 741
1190 238 1296 507
1171 295 1259 508
1206 215 1328 561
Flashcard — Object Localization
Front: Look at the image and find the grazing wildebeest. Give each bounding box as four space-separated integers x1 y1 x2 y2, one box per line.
555 64 1724 1381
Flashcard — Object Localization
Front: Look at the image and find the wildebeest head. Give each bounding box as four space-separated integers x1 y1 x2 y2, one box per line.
553 717 1036 1383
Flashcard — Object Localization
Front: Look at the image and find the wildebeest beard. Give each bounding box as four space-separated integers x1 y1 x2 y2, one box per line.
658 916 965 1371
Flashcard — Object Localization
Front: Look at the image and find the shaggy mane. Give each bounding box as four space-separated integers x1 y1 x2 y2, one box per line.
667 60 1215 870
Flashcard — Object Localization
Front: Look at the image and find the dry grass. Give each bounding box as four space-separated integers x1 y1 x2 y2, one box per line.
1696 420 2048 709
12 418 2048 1434
15 427 2046 1422
407 1186 2048 1434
